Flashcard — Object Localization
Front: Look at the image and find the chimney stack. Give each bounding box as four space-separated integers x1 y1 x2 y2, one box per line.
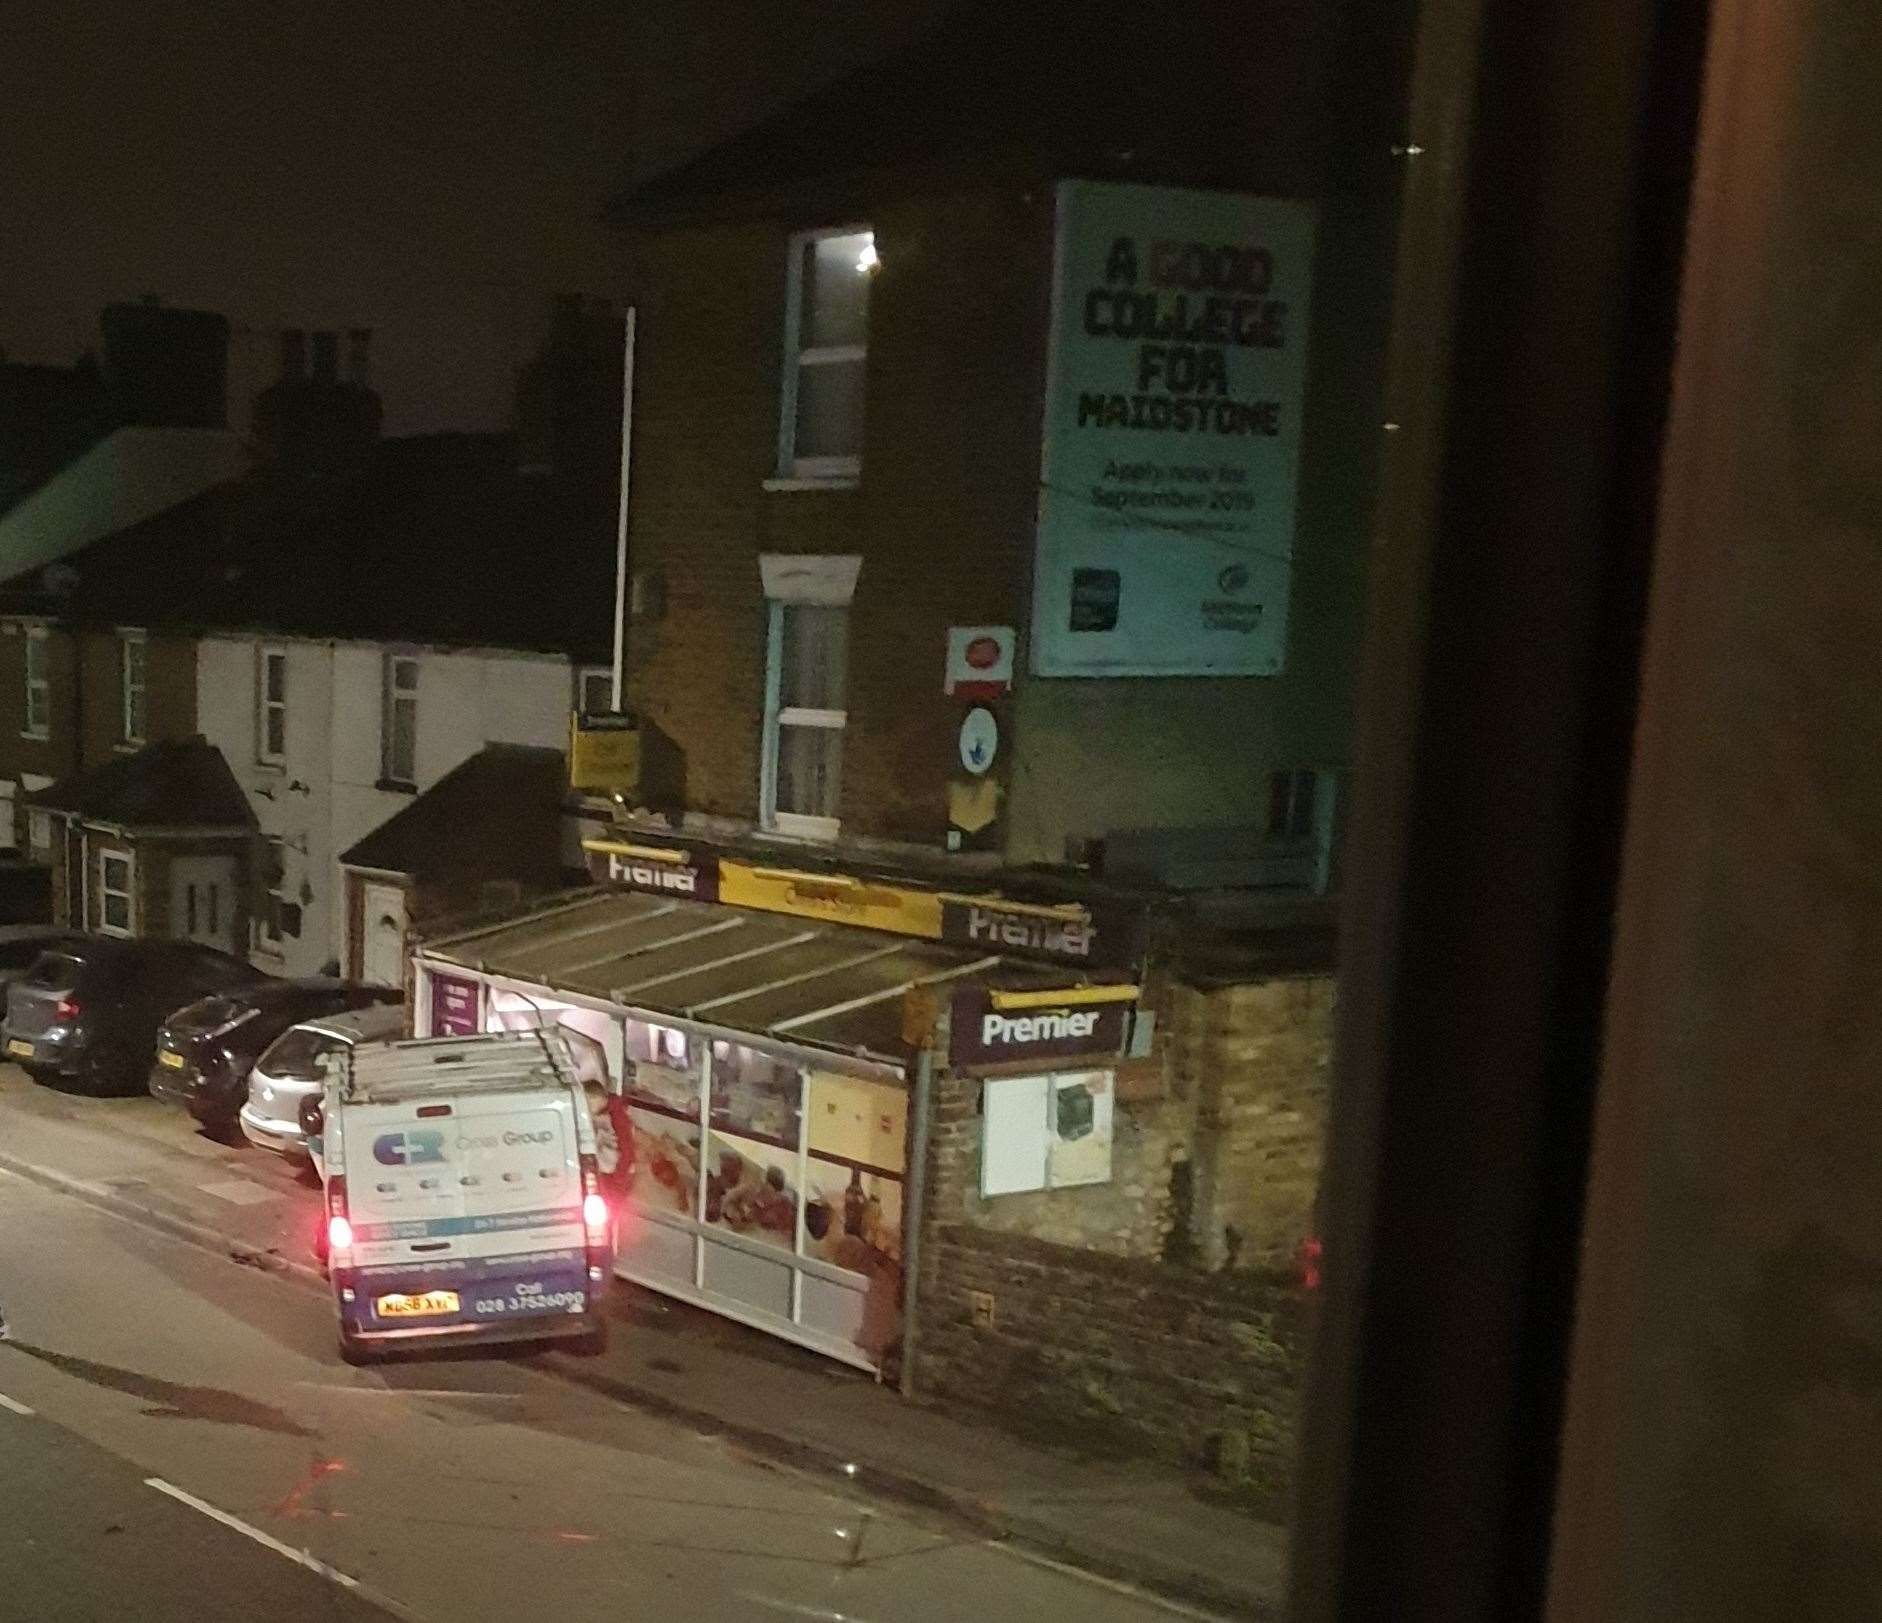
310 330 339 386
345 328 372 389
280 328 307 381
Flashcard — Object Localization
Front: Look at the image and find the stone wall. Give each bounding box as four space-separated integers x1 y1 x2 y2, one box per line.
910 968 1334 1497
916 1224 1310 1502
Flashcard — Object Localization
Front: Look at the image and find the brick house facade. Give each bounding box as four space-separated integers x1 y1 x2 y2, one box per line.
606 2 1366 876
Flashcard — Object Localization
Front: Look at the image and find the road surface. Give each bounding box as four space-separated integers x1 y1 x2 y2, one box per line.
0 1169 1214 1623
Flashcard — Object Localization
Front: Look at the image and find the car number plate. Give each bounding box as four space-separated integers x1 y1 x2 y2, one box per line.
375 1290 460 1319
160 1050 186 1070
6 1039 33 1058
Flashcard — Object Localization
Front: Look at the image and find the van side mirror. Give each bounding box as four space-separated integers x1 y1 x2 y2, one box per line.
299 1096 325 1138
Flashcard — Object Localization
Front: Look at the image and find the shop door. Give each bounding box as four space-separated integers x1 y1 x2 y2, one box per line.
171 856 238 952
362 882 407 988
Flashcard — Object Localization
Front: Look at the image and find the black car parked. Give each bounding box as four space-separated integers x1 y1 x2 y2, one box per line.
0 925 86 996
149 977 399 1137
3 939 271 1095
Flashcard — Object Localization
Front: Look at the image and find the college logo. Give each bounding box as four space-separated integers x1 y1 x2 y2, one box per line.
373 1130 446 1167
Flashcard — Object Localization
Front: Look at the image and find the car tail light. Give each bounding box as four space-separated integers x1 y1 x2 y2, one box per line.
54 997 80 1021
580 1154 610 1265
1300 1234 1324 1292
327 1175 353 1255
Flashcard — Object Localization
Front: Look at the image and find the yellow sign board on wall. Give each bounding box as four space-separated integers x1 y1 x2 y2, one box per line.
568 713 640 794
718 861 947 938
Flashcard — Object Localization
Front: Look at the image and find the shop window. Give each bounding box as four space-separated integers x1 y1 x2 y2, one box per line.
119 630 147 745
761 600 849 840
23 628 50 740
382 654 419 787
706 1043 803 1251
259 646 288 763
27 809 52 861
776 227 876 483
98 847 134 937
980 1070 1116 1196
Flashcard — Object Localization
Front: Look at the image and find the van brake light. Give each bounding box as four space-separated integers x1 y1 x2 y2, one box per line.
54 997 80 1021
327 1175 352 1254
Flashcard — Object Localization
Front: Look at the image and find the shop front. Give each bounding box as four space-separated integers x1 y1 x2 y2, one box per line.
413 850 1144 1374
413 890 952 1371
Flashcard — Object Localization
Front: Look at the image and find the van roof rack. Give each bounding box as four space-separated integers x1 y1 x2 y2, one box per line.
332 1030 576 1105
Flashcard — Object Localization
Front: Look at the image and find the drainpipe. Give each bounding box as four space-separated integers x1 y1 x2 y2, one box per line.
898 1040 938 1398
610 308 637 711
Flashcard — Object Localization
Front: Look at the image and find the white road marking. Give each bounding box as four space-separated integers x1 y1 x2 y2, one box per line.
0 1392 34 1415
197 1178 276 1206
145 1477 362 1588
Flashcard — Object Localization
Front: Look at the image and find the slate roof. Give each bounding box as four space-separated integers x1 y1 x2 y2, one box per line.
611 0 1328 224
26 736 257 830
0 433 617 662
340 744 569 880
0 426 255 583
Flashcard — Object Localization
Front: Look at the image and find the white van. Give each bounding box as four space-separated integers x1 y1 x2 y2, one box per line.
318 1030 611 1363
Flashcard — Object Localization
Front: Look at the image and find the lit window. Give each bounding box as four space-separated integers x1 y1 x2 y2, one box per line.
120 632 147 744
778 227 875 481
762 601 849 839
259 647 288 763
99 848 133 936
23 629 50 739
382 655 418 786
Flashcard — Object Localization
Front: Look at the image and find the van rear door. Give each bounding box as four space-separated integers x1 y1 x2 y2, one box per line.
346 1091 588 1334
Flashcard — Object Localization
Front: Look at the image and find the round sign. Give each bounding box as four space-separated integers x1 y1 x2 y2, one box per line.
959 707 998 776
965 635 1002 670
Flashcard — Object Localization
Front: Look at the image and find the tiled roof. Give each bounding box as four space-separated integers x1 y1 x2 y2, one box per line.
611 0 1326 223
26 736 256 830
340 744 569 879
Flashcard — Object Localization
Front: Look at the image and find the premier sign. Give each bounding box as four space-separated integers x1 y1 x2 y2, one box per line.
950 986 1131 1069
583 840 719 903
942 900 1097 961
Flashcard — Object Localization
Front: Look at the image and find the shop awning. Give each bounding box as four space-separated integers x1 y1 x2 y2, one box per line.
418 887 1083 1067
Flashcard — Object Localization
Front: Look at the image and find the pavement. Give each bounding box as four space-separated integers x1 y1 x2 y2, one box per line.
0 1065 1289 1619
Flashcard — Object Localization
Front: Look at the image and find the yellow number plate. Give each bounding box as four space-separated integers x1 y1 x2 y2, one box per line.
6 1039 33 1058
160 1050 186 1069
375 1290 460 1319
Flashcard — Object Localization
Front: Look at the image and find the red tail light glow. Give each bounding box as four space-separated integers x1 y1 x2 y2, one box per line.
326 1175 352 1256
1300 1235 1324 1292
583 1192 609 1234
54 997 80 1021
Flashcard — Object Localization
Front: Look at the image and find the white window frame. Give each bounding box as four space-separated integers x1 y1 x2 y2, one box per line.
23 627 50 740
382 654 419 787
577 665 614 716
258 646 288 765
257 835 288 953
759 561 859 843
98 845 135 938
775 225 874 484
119 629 147 746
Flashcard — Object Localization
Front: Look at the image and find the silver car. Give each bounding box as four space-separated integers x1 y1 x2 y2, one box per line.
239 1002 406 1162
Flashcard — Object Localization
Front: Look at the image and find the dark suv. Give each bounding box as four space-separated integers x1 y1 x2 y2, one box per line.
149 977 399 1137
4 939 270 1095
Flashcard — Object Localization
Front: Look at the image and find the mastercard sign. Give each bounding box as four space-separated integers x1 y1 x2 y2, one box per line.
945 626 1016 697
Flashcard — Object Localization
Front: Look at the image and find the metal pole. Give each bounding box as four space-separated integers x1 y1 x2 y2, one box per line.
897 1042 936 1398
610 308 637 711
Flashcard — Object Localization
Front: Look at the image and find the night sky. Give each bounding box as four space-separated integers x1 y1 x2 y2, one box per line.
4 1 943 435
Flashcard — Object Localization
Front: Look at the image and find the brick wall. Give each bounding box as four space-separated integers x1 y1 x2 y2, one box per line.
912 968 1333 1494
917 1225 1310 1499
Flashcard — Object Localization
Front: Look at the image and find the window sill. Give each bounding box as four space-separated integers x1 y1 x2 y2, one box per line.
764 813 842 843
254 758 286 775
375 777 419 796
114 740 144 754
762 476 860 494
18 730 49 744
